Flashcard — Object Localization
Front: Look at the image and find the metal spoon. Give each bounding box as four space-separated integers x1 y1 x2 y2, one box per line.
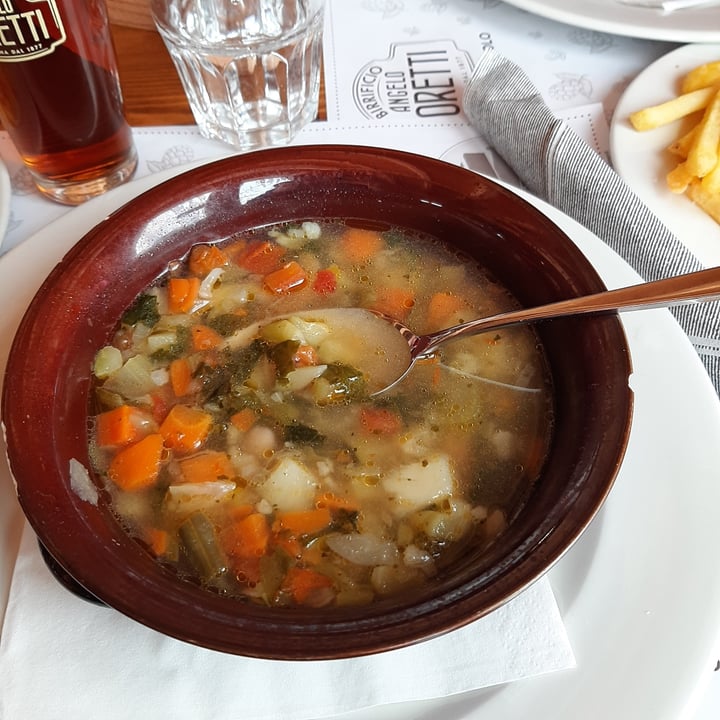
355 266 720 396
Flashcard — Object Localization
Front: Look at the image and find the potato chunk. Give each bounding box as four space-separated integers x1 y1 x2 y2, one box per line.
261 455 318 512
382 454 454 515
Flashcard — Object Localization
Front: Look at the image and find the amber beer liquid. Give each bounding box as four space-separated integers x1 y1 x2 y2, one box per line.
0 0 137 204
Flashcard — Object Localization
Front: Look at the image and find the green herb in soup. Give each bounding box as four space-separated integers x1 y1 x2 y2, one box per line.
89 221 553 608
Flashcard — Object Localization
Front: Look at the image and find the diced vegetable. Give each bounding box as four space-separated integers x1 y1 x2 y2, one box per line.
312 268 337 295
371 287 415 320
190 324 223 351
188 244 229 276
146 527 171 558
198 267 225 300
281 566 334 606
382 455 454 515
107 433 165 491
370 564 424 596
359 406 403 435
207 312 248 336
283 422 325 446
159 404 213 453
263 260 308 294
325 533 399 567
283 364 327 392
260 317 330 346
236 240 285 274
311 363 366 405
164 480 236 516
95 404 153 447
272 508 332 537
167 277 200 314
315 492 359 513
427 291 466 328
178 511 227 580
169 357 192 397
93 345 123 379
146 331 181 356
261 455 318 512
222 512 270 559
178 450 235 484
102 355 157 400
122 293 160 327
339 227 384 262
230 407 257 432
409 498 473 542
149 325 191 361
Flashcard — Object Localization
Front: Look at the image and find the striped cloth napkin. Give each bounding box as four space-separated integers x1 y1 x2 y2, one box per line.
463 48 720 395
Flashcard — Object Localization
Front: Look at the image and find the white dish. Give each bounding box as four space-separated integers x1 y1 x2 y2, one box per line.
1 167 720 720
502 0 720 42
610 43 720 269
0 158 10 249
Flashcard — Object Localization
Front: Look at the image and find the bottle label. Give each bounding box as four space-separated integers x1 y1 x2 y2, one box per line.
0 0 66 63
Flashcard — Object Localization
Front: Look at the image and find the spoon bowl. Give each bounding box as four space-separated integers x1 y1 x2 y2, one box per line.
332 266 720 396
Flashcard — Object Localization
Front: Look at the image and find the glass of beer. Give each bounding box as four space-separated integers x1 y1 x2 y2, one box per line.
0 0 138 205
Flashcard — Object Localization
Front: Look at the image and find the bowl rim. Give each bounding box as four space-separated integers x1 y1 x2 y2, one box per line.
1 145 634 659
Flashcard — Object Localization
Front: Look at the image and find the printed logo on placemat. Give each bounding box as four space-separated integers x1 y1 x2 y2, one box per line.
353 40 473 121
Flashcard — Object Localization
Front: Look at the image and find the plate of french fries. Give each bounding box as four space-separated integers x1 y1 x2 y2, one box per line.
610 43 720 268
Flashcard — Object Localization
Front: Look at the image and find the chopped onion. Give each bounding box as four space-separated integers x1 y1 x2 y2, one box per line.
93 346 123 380
164 480 236 516
283 364 327 391
146 331 178 354
102 355 156 400
326 533 399 567
198 267 225 299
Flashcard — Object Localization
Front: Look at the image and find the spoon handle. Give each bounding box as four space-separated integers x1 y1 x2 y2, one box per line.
419 266 720 355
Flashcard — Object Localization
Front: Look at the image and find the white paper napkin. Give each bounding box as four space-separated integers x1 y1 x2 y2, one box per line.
0 521 574 720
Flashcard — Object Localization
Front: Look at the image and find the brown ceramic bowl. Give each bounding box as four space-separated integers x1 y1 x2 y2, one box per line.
1 146 633 659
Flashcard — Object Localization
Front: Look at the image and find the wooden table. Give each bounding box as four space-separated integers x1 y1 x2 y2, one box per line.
110 24 327 128
111 24 195 126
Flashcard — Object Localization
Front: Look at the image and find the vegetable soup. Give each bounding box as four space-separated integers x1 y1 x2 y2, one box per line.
89 221 553 608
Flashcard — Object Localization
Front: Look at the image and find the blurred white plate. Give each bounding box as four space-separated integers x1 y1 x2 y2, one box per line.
502 0 720 42
610 43 720 268
0 166 719 720
0 158 10 249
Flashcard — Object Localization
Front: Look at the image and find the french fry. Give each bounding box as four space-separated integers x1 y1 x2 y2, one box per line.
686 87 720 177
629 58 720 226
687 179 720 223
700 147 720 195
629 85 718 131
667 125 699 159
681 61 720 93
667 161 694 194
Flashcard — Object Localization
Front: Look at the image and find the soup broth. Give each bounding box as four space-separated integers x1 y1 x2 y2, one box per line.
89 220 553 608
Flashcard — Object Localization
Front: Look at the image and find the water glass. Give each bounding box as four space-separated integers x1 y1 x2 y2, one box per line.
151 0 325 151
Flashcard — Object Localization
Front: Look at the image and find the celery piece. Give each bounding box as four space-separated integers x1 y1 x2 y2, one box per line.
178 512 227 580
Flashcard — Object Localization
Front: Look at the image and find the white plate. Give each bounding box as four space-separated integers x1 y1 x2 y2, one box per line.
1 167 720 720
502 0 720 42
610 43 720 268
0 158 10 249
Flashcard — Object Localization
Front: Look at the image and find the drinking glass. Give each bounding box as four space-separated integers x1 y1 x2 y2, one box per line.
0 0 137 205
151 0 325 151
